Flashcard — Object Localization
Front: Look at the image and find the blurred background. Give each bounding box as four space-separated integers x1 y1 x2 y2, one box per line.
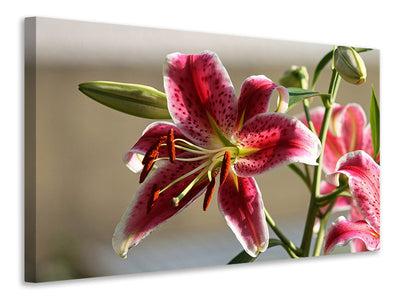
27 17 379 282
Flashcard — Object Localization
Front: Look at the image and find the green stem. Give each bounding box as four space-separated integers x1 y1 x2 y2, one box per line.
304 165 311 188
264 208 302 256
300 70 341 257
302 99 317 135
313 215 328 256
281 243 299 258
327 69 341 107
313 197 338 256
316 183 349 204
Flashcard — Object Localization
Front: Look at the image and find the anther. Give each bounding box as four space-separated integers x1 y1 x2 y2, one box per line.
167 129 176 163
140 136 167 183
203 176 216 211
219 151 231 186
142 136 167 166
139 161 154 183
147 184 160 214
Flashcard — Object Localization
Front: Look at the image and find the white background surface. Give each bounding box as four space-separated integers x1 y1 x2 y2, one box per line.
2 0 399 299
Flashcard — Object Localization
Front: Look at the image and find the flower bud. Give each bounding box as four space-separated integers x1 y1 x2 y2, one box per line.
279 65 309 89
333 46 367 85
78 81 171 119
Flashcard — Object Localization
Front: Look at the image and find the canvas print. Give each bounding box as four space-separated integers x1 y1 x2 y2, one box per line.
25 17 380 283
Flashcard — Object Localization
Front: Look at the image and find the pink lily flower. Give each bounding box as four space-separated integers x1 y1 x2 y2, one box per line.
323 150 380 254
112 51 321 258
298 103 378 233
297 103 376 174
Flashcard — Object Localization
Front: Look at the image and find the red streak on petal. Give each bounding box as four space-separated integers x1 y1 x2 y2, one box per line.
203 176 216 211
167 129 176 163
220 151 231 186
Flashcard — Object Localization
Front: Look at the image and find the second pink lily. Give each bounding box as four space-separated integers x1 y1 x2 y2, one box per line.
113 51 321 259
324 150 380 253
298 103 376 174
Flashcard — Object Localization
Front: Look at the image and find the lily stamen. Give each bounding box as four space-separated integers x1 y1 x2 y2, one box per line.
140 160 155 183
220 151 231 185
164 149 235 209
154 154 211 163
142 136 167 166
147 184 160 214
203 176 216 211
167 129 175 163
169 167 209 207
159 160 211 195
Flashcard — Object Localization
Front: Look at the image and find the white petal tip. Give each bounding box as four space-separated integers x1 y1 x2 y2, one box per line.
112 232 134 259
259 240 269 253
123 152 144 173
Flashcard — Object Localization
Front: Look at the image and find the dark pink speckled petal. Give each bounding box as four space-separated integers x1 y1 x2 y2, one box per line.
164 51 237 147
233 113 321 176
112 158 209 258
218 171 269 257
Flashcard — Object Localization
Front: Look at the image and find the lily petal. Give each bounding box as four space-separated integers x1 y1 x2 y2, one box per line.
124 152 144 173
234 113 321 176
235 75 289 130
112 158 209 258
324 216 380 254
123 121 186 173
218 171 269 257
327 151 380 234
164 51 237 147
298 104 372 173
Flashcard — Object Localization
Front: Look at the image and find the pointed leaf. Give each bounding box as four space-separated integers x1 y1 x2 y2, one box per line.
311 50 334 90
227 250 257 264
79 81 171 119
285 87 329 112
227 239 282 264
370 86 380 159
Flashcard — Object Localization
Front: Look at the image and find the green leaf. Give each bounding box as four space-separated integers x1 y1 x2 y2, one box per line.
311 47 373 90
78 81 171 119
285 87 329 112
227 250 257 264
370 86 380 159
311 50 334 90
227 239 282 265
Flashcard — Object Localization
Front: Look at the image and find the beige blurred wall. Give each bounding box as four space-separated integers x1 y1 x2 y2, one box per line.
29 17 379 281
